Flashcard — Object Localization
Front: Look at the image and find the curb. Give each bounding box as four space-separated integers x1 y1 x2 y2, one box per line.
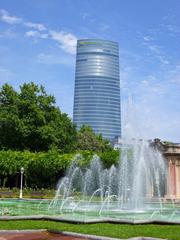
0 215 179 225
0 229 46 234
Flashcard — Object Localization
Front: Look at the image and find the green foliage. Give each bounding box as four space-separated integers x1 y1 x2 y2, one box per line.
0 82 114 154
0 150 29 187
0 150 74 188
99 149 120 168
0 149 120 189
73 151 94 168
0 82 120 189
0 83 76 152
75 125 112 152
163 141 174 145
26 151 74 188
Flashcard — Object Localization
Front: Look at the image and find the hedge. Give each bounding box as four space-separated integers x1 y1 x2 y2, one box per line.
0 149 119 189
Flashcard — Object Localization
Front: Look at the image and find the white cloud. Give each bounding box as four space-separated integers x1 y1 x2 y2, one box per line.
0 9 22 24
24 21 46 31
0 9 46 31
160 23 180 34
0 9 78 55
120 66 135 89
120 46 180 142
144 42 169 66
148 44 161 54
158 56 169 65
166 24 179 33
143 36 153 41
25 29 77 54
49 30 77 54
25 30 48 39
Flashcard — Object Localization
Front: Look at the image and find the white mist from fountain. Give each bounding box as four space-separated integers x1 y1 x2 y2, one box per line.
49 96 169 220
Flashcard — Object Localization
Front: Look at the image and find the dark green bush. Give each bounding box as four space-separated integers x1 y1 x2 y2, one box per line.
99 149 120 168
0 149 120 189
0 150 75 188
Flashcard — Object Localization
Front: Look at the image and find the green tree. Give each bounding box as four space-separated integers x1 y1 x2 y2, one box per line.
99 149 120 168
0 82 76 152
0 84 23 149
75 125 112 152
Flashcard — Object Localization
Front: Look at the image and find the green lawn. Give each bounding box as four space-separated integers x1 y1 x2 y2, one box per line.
0 220 180 239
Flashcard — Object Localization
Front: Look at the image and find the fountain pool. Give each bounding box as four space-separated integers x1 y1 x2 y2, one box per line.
0 139 180 223
0 198 180 223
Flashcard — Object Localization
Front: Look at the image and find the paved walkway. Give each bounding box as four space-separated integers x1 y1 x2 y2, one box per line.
0 230 166 240
0 232 91 240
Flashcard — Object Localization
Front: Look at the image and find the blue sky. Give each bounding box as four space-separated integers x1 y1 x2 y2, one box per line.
0 0 180 142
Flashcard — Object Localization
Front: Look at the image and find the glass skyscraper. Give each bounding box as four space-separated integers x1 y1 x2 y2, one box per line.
73 39 121 140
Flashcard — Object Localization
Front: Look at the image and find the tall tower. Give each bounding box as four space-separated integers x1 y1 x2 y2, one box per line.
73 39 121 140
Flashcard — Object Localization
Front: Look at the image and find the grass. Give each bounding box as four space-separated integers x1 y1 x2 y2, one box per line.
0 220 180 239
0 188 55 199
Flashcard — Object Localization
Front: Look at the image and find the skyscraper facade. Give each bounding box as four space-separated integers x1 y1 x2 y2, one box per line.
73 39 121 140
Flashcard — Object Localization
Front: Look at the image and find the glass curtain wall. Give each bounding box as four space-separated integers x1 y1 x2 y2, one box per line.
73 39 121 140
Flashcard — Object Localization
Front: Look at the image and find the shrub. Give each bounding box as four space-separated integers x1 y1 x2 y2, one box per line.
0 149 120 189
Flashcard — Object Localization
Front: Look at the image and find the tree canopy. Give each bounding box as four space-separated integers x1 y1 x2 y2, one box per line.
0 82 120 189
0 82 76 152
0 82 114 153
75 125 112 152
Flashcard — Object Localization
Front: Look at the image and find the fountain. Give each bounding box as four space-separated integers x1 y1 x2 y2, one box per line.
48 138 171 220
0 140 179 222
45 97 179 222
0 97 179 223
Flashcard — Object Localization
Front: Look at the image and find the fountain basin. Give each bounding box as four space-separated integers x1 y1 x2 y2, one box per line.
0 199 179 224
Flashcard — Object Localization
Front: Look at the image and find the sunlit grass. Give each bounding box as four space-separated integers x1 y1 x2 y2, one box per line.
0 220 180 240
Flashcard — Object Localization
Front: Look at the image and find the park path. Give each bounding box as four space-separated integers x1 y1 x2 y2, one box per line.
0 232 90 240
